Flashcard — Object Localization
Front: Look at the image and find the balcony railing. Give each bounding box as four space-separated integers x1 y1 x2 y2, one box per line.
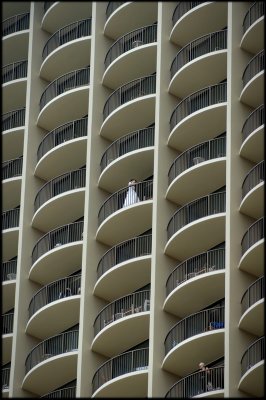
103 74 156 120
92 347 149 393
100 126 155 172
242 160 264 199
2 367 10 390
2 157 23 180
42 18 92 60
98 180 153 225
241 276 264 315
41 386 76 398
31 220 84 266
165 365 224 397
40 66 90 110
2 12 30 37
94 290 150 336
170 82 227 132
29 275 81 318
242 104 264 143
2 313 14 334
25 330 79 374
106 2 124 20
43 2 55 14
170 30 227 79
166 248 225 296
2 208 20 230
168 136 226 184
37 117 88 161
241 217 264 255
165 306 225 355
243 2 265 34
2 108 26 132
241 336 264 376
2 60 28 84
167 191 226 241
242 50 264 88
172 2 202 26
2 259 17 282
97 234 152 279
104 24 157 69
34 168 86 212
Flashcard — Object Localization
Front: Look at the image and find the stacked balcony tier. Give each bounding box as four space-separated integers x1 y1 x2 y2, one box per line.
240 104 264 163
240 50 264 108
2 313 14 365
2 157 23 210
2 260 17 314
241 2 265 54
2 208 20 262
2 108 25 161
2 60 28 113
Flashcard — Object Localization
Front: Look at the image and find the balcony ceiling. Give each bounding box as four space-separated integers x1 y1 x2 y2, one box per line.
2 128 24 162
2 32 29 65
2 336 13 365
240 17 265 55
239 183 264 220
239 125 264 163
2 281 16 314
2 178 22 211
238 361 264 398
2 229 19 262
2 80 27 114
240 72 264 109
238 239 264 278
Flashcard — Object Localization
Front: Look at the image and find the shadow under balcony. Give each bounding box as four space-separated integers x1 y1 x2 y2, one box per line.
2 60 28 114
26 275 81 339
167 136 226 205
240 50 264 109
2 12 29 65
2 312 14 365
37 67 90 131
241 2 265 55
2 108 25 161
32 168 86 232
92 290 150 357
99 126 154 193
238 336 264 398
239 160 264 219
103 24 157 89
2 207 20 262
164 248 225 318
2 156 23 210
239 276 264 337
169 30 227 99
40 18 92 82
168 82 227 152
29 221 83 285
92 348 148 398
170 2 228 47
2 260 17 314
165 192 226 261
239 217 264 277
2 367 10 397
94 234 152 302
35 117 88 181
23 330 79 396
163 306 225 377
96 180 153 246
240 105 264 163
100 74 156 141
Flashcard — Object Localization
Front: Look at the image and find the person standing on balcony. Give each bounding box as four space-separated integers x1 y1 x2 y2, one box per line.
199 362 213 393
123 179 140 207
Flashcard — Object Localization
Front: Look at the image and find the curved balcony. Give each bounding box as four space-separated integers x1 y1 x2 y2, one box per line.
2 108 25 161
92 348 148 397
170 2 228 46
26 275 81 340
41 18 92 81
2 157 23 211
2 60 28 113
2 208 20 262
32 168 86 232
92 290 150 357
240 50 264 108
37 67 90 131
241 2 265 54
239 276 264 337
41 386 76 398
2 367 10 394
239 217 264 277
97 180 153 246
163 306 225 377
35 117 88 181
2 313 14 365
240 104 264 163
165 191 226 261
99 126 154 192
101 74 156 141
30 221 83 285
94 234 152 301
240 160 264 219
2 260 17 314
103 24 157 89
165 365 224 398
164 248 225 318
23 330 78 396
169 30 227 99
239 336 264 397
167 136 226 205
169 82 227 151
104 2 158 40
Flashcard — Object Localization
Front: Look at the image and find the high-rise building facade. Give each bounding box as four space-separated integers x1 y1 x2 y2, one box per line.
2 1 264 398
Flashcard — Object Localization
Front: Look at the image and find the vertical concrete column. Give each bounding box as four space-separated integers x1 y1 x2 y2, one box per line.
224 2 257 397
